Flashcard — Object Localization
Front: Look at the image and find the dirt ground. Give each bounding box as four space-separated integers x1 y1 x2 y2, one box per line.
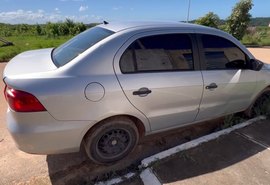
0 48 269 185
248 48 270 64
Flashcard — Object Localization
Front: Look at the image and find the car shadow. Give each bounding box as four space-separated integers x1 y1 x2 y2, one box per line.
46 117 267 185
153 120 270 184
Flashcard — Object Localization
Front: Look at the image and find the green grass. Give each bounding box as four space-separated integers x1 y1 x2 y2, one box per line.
260 37 270 46
0 35 72 62
242 34 270 46
242 26 270 46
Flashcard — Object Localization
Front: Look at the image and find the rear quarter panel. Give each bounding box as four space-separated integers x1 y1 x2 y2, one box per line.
4 31 151 133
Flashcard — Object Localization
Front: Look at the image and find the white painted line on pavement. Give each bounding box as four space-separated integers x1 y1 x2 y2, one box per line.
236 132 270 151
141 116 266 168
95 172 135 185
140 168 162 185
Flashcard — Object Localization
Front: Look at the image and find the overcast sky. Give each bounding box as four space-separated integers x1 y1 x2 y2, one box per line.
0 0 269 24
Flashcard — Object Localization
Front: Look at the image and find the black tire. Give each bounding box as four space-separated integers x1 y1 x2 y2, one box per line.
84 117 139 164
245 88 270 118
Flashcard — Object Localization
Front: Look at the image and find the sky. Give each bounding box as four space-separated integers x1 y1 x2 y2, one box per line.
0 0 269 24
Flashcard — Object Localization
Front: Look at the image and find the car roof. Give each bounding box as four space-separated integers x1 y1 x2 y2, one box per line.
97 21 209 32
95 21 254 63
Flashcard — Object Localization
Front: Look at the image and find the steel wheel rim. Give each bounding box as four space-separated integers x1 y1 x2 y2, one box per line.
96 128 132 160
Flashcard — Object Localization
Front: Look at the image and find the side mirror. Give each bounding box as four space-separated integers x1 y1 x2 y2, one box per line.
250 59 264 71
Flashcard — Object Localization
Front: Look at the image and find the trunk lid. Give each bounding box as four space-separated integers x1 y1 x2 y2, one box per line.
3 48 57 78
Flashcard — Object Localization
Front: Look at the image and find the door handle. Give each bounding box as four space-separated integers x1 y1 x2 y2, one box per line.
206 83 218 90
133 87 152 97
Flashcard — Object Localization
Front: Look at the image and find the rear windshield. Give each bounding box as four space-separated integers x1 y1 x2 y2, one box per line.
52 27 114 67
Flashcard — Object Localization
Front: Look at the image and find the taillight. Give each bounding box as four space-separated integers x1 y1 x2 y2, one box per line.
5 86 46 112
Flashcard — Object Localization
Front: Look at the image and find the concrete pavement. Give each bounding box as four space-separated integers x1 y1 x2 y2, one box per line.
120 119 270 185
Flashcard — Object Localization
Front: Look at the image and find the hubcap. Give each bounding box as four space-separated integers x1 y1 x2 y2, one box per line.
97 129 131 158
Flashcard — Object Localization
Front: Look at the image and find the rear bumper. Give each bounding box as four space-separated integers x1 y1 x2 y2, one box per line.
6 109 96 154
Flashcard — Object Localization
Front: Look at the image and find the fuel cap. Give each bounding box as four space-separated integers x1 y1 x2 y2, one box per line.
84 82 105 102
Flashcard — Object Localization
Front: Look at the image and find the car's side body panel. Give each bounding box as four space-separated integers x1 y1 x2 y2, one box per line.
196 70 258 120
115 71 203 131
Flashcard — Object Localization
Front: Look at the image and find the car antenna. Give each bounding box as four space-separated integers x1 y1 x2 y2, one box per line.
103 21 109 25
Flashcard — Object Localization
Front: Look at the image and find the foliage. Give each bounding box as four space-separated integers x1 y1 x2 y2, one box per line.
0 19 88 38
0 19 93 61
226 0 253 40
195 12 220 28
242 26 270 46
222 114 247 129
192 17 270 27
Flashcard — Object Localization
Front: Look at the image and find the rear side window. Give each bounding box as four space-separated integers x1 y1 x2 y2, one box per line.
52 27 114 67
120 34 194 73
201 35 247 70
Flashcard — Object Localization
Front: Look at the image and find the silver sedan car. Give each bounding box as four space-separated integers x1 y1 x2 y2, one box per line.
3 22 270 164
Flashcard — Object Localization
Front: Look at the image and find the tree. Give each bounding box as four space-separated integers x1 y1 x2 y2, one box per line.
195 12 220 28
36 24 43 35
58 23 69 35
45 22 59 37
226 0 253 40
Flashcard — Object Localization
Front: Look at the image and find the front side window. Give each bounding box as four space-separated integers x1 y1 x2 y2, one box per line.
52 27 114 67
120 34 194 73
201 35 247 70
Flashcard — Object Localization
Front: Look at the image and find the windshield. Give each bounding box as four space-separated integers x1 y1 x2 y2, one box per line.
52 27 114 67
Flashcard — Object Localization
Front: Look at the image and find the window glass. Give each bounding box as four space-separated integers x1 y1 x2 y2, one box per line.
52 27 114 67
202 35 247 70
120 34 194 73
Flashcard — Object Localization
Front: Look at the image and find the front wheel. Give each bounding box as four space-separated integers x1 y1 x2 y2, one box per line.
245 89 270 118
84 117 139 164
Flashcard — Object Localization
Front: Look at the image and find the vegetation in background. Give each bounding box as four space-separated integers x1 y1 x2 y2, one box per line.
0 19 98 62
242 26 270 46
195 12 220 29
0 19 87 37
194 0 270 46
194 0 253 40
226 0 253 40
250 17 270 27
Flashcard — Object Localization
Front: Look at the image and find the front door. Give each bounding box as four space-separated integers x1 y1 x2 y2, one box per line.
196 34 257 121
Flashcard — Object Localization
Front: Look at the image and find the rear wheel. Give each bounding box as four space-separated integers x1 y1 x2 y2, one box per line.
84 117 139 164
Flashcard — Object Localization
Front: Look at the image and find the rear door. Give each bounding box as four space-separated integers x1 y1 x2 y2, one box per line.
114 31 204 131
195 34 258 121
